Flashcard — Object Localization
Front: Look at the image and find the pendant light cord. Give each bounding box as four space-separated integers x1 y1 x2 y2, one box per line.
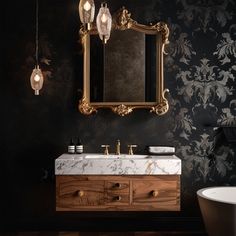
35 0 39 66
103 42 105 100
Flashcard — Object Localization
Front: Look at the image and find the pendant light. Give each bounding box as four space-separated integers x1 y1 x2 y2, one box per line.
78 1 112 43
30 0 44 95
96 3 112 44
78 0 95 30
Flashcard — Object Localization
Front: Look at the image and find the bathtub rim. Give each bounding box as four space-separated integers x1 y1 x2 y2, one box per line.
197 186 236 205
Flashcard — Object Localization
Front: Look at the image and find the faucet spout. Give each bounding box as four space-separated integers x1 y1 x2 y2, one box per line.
116 139 121 155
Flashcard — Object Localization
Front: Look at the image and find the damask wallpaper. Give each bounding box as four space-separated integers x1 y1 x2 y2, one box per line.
2 0 236 230
165 0 236 192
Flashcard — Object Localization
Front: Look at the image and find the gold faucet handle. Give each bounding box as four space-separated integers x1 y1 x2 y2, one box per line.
127 145 137 155
101 145 110 155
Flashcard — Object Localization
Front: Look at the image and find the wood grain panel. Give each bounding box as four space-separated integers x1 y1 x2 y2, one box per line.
56 175 180 211
56 177 104 209
132 178 180 210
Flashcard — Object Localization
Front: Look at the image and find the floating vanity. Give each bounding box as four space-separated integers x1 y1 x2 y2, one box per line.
55 154 181 211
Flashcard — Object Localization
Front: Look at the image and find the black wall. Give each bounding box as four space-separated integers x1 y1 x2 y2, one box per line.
2 0 236 231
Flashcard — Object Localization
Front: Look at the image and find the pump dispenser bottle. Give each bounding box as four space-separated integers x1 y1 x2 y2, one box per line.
76 137 83 154
68 138 75 154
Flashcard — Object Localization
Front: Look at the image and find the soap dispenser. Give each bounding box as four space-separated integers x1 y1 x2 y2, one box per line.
68 138 75 154
76 137 83 154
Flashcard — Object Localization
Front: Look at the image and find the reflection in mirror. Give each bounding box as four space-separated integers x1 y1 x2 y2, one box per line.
104 30 145 102
91 30 157 103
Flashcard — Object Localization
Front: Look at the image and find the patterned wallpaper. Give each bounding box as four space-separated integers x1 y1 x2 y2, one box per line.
2 0 236 229
164 0 236 193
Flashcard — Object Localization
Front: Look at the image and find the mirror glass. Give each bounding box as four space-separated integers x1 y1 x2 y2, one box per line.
90 30 158 103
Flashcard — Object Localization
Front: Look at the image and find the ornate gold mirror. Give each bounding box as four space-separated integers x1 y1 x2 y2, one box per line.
79 7 170 116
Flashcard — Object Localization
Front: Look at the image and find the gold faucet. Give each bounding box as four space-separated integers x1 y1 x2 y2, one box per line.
116 139 121 155
127 145 137 155
101 145 110 155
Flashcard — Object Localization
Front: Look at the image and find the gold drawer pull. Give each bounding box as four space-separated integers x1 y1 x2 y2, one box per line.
151 190 159 197
77 190 84 197
114 196 122 201
114 183 121 188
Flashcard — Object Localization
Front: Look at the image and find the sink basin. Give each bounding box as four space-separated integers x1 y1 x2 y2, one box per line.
55 153 181 175
84 154 149 159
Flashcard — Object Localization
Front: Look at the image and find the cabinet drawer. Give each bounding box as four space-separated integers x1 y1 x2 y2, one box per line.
132 179 180 210
57 178 105 208
105 180 129 192
105 192 130 205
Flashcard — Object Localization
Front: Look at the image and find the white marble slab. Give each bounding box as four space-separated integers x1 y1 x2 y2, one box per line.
55 153 181 175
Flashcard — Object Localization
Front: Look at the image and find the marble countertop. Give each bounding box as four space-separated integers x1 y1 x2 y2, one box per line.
55 153 181 175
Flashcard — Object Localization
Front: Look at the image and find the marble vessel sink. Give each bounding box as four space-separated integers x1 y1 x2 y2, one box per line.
55 153 181 175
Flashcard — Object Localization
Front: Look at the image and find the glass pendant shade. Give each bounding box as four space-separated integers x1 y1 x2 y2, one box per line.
96 3 112 43
79 0 95 29
30 65 44 95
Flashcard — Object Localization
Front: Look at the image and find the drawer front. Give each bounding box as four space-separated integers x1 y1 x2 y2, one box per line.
57 179 105 208
105 192 130 205
105 180 129 192
132 179 180 210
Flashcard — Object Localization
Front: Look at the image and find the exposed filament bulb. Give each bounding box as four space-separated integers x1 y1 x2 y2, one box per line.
83 1 91 11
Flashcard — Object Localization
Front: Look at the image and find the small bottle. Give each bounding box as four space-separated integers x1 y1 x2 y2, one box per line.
76 137 83 154
68 138 75 154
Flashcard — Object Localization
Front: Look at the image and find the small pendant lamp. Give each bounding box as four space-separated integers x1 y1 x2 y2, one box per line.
78 0 95 30
96 3 112 44
30 0 43 95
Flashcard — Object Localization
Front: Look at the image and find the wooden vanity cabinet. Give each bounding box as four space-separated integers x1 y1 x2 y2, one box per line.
56 175 180 211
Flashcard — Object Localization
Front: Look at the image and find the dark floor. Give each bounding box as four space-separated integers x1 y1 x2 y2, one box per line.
0 232 208 236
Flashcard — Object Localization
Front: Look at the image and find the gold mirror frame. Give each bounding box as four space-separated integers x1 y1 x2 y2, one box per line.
78 7 170 116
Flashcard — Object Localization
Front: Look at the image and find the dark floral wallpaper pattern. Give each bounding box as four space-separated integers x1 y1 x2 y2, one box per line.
2 0 236 229
163 0 236 200
165 0 236 183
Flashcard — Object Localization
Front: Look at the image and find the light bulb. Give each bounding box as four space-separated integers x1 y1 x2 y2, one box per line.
101 13 107 23
30 65 44 95
83 1 91 11
34 74 40 82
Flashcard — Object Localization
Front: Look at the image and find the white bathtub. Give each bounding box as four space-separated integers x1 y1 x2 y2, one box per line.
197 187 236 236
